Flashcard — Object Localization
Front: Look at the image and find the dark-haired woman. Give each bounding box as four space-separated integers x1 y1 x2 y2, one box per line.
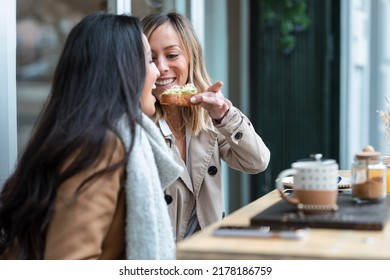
0 12 181 260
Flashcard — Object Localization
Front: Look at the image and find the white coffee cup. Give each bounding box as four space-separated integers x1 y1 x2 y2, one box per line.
276 156 339 213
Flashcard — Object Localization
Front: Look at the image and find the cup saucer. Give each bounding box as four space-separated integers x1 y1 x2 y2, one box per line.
338 177 351 189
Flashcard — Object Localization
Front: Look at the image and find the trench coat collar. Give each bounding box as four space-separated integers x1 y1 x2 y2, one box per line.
158 120 218 196
158 119 193 193
188 126 218 197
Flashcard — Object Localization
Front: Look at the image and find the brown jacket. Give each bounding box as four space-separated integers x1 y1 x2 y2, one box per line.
44 142 126 259
160 106 271 242
4 138 126 259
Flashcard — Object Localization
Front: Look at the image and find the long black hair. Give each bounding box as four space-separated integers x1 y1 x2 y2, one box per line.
0 12 145 259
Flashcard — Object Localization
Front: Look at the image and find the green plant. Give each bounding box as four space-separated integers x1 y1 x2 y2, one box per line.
262 0 311 54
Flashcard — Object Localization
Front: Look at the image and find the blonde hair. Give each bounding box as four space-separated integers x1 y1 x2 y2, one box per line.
141 12 213 135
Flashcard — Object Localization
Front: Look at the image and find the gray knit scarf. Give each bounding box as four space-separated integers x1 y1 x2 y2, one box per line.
117 114 182 259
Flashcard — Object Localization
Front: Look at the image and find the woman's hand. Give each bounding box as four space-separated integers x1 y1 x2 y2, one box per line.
190 81 229 121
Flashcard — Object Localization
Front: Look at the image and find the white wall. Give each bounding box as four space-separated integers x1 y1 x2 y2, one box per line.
340 0 371 169
371 0 390 155
203 0 230 211
340 0 390 169
0 0 17 187
107 0 131 14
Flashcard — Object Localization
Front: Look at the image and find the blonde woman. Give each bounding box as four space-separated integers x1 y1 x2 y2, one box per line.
142 12 271 242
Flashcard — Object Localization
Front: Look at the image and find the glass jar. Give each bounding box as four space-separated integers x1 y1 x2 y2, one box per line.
351 146 386 203
381 156 390 194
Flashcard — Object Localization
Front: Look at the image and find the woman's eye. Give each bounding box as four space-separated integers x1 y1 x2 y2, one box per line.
167 54 178 59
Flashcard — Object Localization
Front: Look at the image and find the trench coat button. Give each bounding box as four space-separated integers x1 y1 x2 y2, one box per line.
164 194 173 205
208 166 218 176
234 132 243 140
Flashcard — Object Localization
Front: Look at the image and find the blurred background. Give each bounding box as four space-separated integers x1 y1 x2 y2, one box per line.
2 0 390 214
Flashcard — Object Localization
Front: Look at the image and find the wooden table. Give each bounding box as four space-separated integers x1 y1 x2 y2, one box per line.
176 171 390 259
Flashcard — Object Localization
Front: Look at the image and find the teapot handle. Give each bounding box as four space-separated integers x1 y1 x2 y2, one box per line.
276 169 300 205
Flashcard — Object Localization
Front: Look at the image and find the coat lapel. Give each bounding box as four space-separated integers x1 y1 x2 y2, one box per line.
189 128 218 197
157 119 218 196
171 143 194 194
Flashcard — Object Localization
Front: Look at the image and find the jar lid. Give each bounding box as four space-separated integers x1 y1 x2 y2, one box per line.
355 145 381 159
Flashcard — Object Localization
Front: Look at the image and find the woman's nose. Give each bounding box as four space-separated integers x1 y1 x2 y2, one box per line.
156 58 169 73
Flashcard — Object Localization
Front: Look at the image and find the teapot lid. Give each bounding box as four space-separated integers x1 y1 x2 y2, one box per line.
355 145 381 159
298 153 336 164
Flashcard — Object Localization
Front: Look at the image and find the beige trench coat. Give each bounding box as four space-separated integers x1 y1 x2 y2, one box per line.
160 106 271 242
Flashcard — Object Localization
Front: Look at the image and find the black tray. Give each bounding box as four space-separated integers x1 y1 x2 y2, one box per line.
250 192 390 231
